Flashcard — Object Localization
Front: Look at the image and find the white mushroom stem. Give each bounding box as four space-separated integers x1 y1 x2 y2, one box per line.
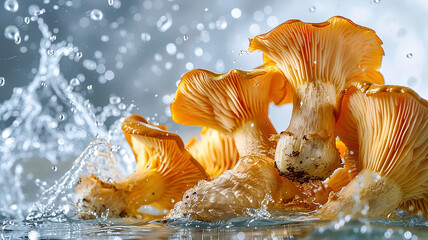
233 114 277 158
317 169 403 219
275 81 341 182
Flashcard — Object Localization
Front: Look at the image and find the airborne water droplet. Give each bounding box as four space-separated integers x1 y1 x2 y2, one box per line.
90 9 103 21
47 49 55 56
76 51 83 58
108 0 114 6
406 53 413 58
109 95 121 104
156 12 173 32
4 25 20 41
52 165 57 172
374 0 381 3
24 17 30 24
70 78 80 87
140 32 151 42
183 35 188 41
309 6 316 12
4 0 19 12
0 77 5 87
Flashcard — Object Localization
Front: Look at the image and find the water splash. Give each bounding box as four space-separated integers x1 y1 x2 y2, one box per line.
0 16 134 220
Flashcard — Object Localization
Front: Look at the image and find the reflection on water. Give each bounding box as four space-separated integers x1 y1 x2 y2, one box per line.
0 0 427 239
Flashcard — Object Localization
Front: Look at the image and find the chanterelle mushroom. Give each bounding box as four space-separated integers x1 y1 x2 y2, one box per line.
171 64 288 157
317 81 428 219
249 16 384 182
187 127 239 178
75 115 208 219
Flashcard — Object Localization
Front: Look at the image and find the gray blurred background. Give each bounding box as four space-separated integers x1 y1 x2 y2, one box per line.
1 0 427 142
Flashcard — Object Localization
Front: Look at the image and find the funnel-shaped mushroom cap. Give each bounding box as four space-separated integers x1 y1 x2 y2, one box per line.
318 81 428 218
249 16 384 90
171 67 286 134
187 127 239 178
249 16 385 182
171 67 287 157
76 115 208 219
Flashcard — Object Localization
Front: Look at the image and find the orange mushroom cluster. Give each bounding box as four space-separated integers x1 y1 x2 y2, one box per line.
75 16 428 221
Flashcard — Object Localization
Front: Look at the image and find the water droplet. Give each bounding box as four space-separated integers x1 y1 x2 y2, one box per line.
76 51 83 58
24 17 30 24
4 25 20 41
90 9 103 21
4 0 19 12
0 77 5 87
70 78 80 86
52 165 57 172
406 53 413 58
87 85 93 90
231 8 242 19
14 35 21 44
183 35 188 41
309 6 316 12
374 0 380 3
166 43 177 55
109 95 121 104
140 32 151 42
108 0 114 6
232 59 237 63
58 114 66 121
156 13 173 32
40 81 47 87
47 49 55 56
28 5 40 16
49 35 56 42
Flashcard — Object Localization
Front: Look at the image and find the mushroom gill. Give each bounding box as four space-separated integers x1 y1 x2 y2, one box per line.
317 81 428 219
171 64 288 157
75 114 208 219
249 16 384 182
187 127 239 178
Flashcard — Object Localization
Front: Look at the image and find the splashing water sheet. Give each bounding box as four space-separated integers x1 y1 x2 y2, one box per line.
1 0 428 239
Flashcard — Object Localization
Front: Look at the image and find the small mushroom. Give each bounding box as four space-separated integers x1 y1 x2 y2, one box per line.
75 115 208 219
317 81 428 219
187 127 239 178
249 16 384 181
171 65 288 157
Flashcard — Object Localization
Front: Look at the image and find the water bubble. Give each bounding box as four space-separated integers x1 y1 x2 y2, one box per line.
76 51 83 58
49 35 56 42
90 9 104 21
40 81 47 87
406 53 413 58
404 231 412 239
70 78 80 86
4 25 20 41
231 8 242 19
216 16 228 30
52 165 57 172
0 77 5 87
108 0 114 6
109 95 121 104
374 0 380 3
183 35 188 41
156 13 173 32
140 32 151 42
249 23 260 35
4 0 19 12
166 43 177 55
47 49 55 56
384 229 393 238
309 6 316 12
185 62 194 70
24 17 30 24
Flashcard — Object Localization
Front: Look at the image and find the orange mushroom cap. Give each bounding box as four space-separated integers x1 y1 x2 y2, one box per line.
318 81 428 218
171 66 287 157
186 127 239 178
76 115 209 219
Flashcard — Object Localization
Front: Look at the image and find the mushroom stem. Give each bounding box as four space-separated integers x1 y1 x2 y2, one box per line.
233 114 276 158
275 81 341 182
317 169 403 219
